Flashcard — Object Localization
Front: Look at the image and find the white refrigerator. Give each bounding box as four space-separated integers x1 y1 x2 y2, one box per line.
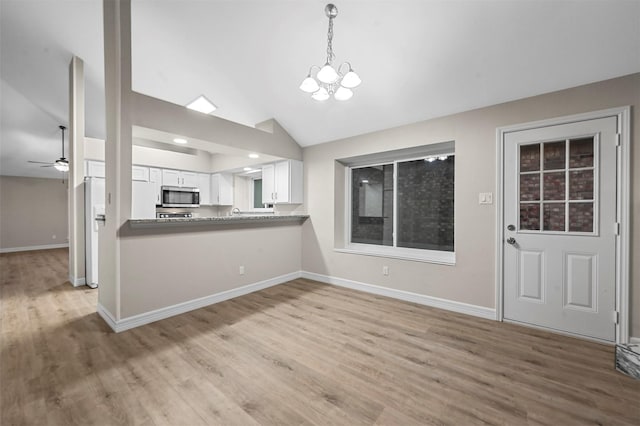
85 177 105 288
85 178 156 288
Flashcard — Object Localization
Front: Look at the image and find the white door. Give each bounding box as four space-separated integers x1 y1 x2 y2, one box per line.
503 116 617 342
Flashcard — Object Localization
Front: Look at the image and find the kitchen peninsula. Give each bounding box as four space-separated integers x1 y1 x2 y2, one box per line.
128 214 309 228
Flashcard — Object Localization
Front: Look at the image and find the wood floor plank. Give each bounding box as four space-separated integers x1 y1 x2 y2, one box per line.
1 249 638 425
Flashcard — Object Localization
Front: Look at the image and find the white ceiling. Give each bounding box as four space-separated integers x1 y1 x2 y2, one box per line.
1 0 639 179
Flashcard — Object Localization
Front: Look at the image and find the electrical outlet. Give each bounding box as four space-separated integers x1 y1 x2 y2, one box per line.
239 266 245 275
382 266 389 276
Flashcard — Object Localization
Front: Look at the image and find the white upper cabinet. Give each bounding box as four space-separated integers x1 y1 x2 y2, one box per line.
262 159 303 204
181 171 198 188
86 160 106 178
211 173 233 205
132 165 149 182
197 173 211 205
161 169 197 187
149 168 162 205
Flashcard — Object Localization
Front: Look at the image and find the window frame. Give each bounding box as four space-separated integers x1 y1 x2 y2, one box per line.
340 152 456 265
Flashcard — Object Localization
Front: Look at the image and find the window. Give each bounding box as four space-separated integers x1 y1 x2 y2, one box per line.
344 145 455 264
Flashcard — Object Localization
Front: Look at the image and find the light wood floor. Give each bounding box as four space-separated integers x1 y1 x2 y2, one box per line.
1 249 638 425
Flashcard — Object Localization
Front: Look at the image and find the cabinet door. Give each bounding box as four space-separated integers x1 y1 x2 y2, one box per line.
181 171 198 188
274 161 290 203
262 164 275 203
218 173 233 205
288 159 304 204
132 165 149 182
87 161 106 178
210 174 221 205
162 169 180 187
149 168 162 205
197 173 211 205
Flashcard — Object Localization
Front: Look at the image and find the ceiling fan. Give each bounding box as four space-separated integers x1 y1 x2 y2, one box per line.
28 125 69 172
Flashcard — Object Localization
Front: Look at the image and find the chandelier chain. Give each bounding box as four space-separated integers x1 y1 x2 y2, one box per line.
326 16 335 64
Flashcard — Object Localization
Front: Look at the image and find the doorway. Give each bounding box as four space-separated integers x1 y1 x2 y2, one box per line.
497 108 630 343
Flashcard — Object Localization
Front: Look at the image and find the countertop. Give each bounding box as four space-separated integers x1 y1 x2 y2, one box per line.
128 214 309 228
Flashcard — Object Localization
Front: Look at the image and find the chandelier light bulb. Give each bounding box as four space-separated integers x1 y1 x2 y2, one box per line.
334 86 353 101
311 87 330 101
299 76 320 93
341 70 361 88
317 63 338 84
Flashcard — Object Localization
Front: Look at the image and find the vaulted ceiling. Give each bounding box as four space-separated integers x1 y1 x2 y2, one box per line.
2 0 639 178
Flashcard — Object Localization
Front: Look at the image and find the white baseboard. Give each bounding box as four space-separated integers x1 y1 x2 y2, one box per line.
99 271 303 333
301 271 496 320
0 243 69 254
69 274 86 287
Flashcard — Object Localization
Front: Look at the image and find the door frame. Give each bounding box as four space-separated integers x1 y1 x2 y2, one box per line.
495 106 631 344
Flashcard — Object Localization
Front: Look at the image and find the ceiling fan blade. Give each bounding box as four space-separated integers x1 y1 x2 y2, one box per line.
40 165 55 168
28 160 54 165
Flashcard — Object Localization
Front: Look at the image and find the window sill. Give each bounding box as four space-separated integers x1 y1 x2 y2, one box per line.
335 245 456 265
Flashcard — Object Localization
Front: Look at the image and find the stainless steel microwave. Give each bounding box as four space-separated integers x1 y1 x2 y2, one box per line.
161 186 199 208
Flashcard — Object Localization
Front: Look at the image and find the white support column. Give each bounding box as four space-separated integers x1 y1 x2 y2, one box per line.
68 56 86 287
100 0 133 321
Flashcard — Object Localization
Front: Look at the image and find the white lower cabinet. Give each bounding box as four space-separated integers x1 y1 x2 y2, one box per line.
197 173 211 205
211 173 233 205
262 159 303 204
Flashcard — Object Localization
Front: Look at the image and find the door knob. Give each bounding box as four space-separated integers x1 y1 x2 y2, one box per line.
507 224 515 231
506 237 516 245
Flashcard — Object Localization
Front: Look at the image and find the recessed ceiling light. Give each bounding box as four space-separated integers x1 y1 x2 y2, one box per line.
173 138 188 144
248 153 259 159
243 167 252 171
245 169 261 174
186 95 217 114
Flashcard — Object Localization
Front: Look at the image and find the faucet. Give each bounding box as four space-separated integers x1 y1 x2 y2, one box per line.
231 207 241 216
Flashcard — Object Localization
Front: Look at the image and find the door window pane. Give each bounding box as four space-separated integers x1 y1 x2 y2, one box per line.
569 203 594 232
569 137 594 168
543 141 566 170
543 172 566 200
543 203 565 231
397 157 454 251
569 170 593 200
351 165 394 246
520 174 540 201
520 144 540 172
520 204 540 230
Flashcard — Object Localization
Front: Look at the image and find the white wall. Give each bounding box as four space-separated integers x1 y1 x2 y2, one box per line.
0 176 68 251
119 223 302 318
302 73 640 337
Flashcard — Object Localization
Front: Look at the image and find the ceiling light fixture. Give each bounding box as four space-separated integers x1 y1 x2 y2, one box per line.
243 167 253 171
186 95 217 114
173 138 188 144
248 153 260 159
300 4 361 101
54 125 69 172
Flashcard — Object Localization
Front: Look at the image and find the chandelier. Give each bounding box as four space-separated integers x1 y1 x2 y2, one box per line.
299 4 361 101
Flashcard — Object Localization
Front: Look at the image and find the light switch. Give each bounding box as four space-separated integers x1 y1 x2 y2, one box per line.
479 192 493 205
